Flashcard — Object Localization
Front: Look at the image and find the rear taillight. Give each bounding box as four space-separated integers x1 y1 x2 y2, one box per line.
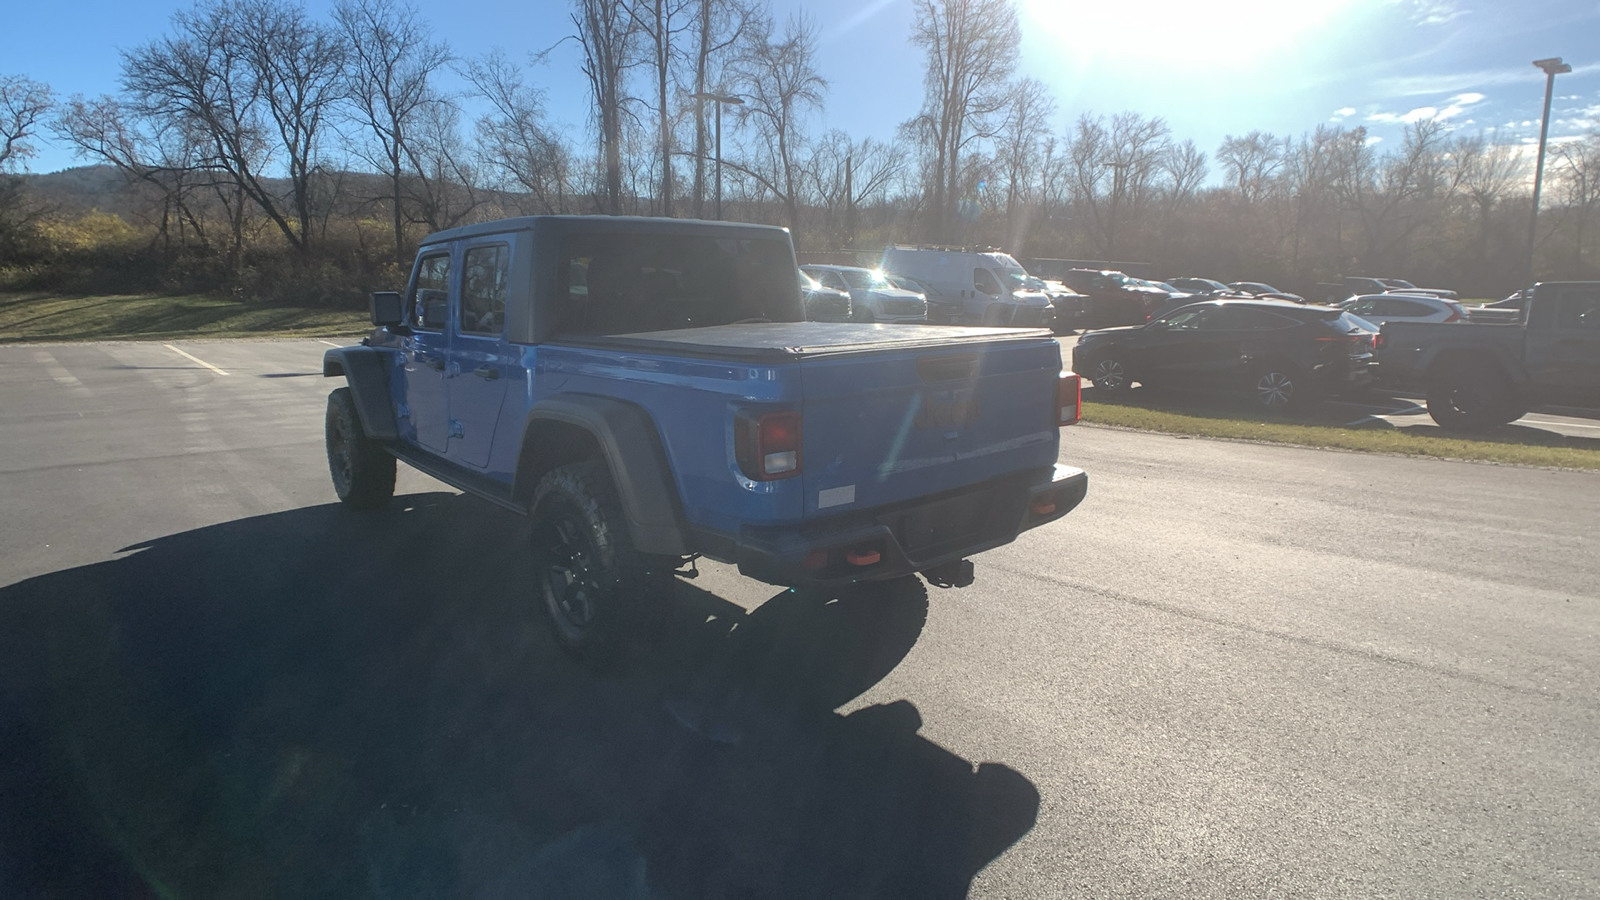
1373 333 1385 351
1443 311 1461 323
734 409 802 480
1058 372 1082 426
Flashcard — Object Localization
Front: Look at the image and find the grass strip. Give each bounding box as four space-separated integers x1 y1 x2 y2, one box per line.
1082 400 1600 470
0 293 369 343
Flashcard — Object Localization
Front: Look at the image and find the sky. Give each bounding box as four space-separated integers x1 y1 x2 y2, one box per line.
6 0 1600 177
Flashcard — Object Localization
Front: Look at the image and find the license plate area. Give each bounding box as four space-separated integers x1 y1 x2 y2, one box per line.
884 489 1005 557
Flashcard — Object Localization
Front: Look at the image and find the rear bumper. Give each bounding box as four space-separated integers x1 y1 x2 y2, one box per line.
724 464 1087 587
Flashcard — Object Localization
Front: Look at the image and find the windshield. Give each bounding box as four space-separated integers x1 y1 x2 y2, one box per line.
1000 267 1031 290
841 270 892 290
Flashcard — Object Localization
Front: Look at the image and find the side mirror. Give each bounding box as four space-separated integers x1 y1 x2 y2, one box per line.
370 291 404 327
423 302 448 329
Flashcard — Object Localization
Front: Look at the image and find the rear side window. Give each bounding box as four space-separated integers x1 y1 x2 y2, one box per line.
556 233 801 335
460 245 509 336
1393 299 1435 317
410 252 451 330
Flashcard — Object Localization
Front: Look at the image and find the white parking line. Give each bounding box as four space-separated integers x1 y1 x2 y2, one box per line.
33 349 93 397
318 340 343 347
164 344 230 376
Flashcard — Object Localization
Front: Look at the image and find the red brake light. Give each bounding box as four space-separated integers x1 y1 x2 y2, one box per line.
1443 311 1460 323
1058 372 1082 426
734 409 803 480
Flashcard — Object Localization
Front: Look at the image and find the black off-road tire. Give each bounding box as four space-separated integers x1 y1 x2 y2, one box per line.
325 387 396 509
1426 368 1520 432
530 460 675 665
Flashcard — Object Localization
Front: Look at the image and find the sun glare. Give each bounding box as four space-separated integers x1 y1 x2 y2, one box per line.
1022 0 1354 70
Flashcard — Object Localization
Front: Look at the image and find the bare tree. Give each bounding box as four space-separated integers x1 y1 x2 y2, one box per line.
688 0 753 217
907 0 1019 241
1216 130 1283 204
726 14 825 238
401 97 487 233
239 0 345 254
336 0 451 262
1068 112 1170 257
807 130 905 245
464 52 571 213
573 0 639 214
0 75 54 171
995 77 1053 251
629 0 696 214
1161 138 1208 215
1552 133 1600 271
1452 132 1524 264
54 94 218 253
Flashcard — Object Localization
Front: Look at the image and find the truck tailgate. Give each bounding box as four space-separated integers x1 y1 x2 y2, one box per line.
796 334 1062 519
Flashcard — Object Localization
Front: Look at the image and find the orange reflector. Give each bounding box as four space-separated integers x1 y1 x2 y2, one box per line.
846 548 881 566
1031 500 1057 516
803 550 829 569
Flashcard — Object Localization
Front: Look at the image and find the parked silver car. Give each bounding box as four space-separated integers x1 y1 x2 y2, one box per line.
1338 293 1466 326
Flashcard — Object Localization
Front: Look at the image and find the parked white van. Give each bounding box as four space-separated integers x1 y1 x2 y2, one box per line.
880 246 1054 327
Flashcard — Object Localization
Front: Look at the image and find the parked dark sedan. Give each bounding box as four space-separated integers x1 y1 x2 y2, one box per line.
800 269 852 322
1071 300 1376 411
1165 277 1247 299
1057 268 1174 328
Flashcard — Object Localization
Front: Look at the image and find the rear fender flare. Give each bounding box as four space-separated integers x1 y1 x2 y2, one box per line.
513 396 690 556
322 347 398 441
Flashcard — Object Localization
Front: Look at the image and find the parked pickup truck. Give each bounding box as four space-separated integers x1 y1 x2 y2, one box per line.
323 216 1088 661
1377 280 1600 430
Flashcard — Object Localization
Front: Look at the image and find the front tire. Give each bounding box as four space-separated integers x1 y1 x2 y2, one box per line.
530 460 674 665
325 387 396 509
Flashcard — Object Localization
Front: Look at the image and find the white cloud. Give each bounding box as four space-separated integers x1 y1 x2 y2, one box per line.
1365 136 1385 146
1330 106 1356 122
1365 93 1486 126
1377 63 1600 98
1387 0 1466 25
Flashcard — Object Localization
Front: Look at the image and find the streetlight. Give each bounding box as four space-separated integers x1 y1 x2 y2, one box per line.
1526 56 1572 298
690 91 743 220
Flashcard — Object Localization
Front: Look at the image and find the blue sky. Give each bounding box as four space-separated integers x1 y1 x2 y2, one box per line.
8 0 1600 175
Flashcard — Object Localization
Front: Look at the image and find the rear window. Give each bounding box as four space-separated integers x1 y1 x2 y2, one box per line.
557 233 802 335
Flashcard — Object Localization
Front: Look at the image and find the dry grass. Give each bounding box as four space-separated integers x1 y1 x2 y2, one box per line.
0 293 369 343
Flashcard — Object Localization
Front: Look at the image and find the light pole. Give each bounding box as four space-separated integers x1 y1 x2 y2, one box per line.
690 91 743 219
1526 57 1572 298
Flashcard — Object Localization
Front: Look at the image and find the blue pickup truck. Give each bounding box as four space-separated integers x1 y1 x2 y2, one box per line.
323 216 1087 660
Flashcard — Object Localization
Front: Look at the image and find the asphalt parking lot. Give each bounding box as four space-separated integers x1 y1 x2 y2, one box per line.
1 339 1597 899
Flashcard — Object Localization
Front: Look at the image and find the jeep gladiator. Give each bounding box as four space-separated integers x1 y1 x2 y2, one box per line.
1378 280 1600 430
323 216 1088 659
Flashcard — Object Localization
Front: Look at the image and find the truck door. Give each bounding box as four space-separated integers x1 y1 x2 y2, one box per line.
400 248 453 453
1525 284 1600 405
446 242 513 469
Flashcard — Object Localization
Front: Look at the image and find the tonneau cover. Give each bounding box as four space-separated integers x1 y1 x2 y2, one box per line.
560 322 1051 363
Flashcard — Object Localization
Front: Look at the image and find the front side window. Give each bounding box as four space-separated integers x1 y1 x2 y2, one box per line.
460 245 509 336
974 268 1002 295
1555 288 1600 329
1158 308 1207 330
410 252 451 330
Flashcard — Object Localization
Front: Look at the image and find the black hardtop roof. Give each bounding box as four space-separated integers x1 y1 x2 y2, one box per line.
420 214 792 247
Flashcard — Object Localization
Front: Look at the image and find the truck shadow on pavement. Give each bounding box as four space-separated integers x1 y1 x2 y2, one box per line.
0 492 1039 900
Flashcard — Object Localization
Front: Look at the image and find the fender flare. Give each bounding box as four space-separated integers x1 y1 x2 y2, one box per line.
322 347 398 441
514 395 691 556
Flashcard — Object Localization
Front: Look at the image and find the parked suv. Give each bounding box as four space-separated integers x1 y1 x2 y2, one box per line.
1057 269 1175 328
1340 294 1465 327
1071 299 1376 410
801 265 928 323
